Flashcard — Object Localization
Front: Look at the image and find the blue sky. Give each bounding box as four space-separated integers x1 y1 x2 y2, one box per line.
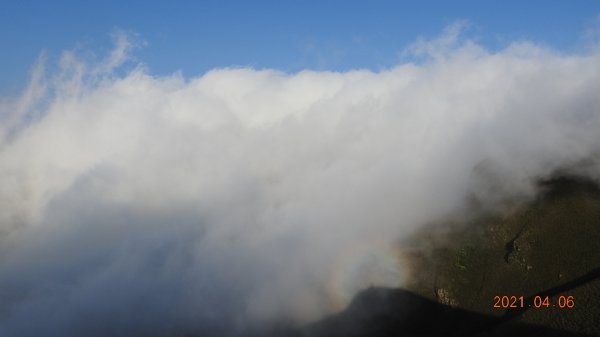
2 0 600 94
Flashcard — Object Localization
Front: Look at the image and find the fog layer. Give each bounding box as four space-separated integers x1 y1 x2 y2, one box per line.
1 28 600 336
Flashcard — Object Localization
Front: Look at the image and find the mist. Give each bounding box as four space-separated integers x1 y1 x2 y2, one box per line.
1 26 600 336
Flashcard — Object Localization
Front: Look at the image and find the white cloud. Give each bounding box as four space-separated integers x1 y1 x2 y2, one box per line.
1 26 600 336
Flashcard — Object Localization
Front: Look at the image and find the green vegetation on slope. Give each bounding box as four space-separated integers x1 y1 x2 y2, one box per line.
404 176 600 334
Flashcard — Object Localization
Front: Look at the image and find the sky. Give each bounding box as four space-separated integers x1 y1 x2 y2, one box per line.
2 2 600 337
2 1 600 93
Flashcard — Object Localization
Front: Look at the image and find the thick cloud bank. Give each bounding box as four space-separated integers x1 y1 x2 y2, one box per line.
1 29 600 336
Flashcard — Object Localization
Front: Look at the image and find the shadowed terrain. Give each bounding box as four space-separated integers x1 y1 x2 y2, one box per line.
248 174 600 337
296 287 595 337
403 174 600 335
